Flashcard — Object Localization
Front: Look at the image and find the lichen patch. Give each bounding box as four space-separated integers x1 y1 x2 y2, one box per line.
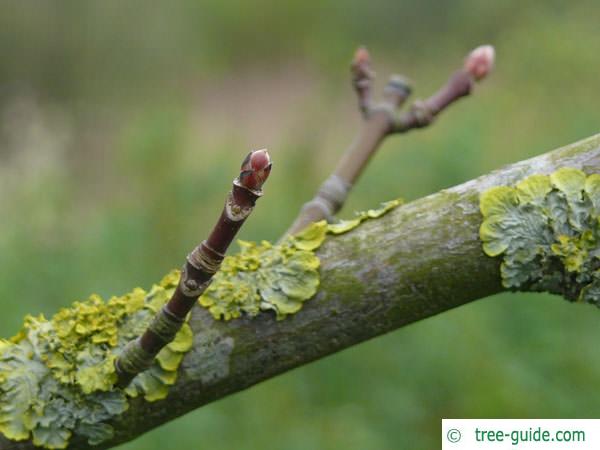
198 198 402 320
0 271 191 448
182 329 234 385
480 168 600 303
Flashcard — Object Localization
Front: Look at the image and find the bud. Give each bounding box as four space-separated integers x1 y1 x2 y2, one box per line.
351 46 374 80
464 45 495 81
239 149 272 191
353 46 370 67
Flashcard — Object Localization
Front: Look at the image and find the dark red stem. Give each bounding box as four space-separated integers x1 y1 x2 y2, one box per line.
115 150 271 387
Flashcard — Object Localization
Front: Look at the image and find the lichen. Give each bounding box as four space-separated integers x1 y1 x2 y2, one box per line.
182 329 234 385
0 271 192 449
199 198 402 320
479 168 600 304
0 197 403 448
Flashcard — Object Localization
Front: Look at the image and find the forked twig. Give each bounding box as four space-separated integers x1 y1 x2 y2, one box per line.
284 45 495 236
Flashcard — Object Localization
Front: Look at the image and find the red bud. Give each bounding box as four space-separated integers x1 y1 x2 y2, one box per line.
351 46 373 80
353 46 370 67
464 45 495 81
239 149 272 191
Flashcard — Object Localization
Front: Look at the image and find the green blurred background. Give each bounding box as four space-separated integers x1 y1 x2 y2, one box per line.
1 1 599 448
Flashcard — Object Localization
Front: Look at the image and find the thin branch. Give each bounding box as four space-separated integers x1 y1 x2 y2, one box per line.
283 45 495 236
114 150 272 387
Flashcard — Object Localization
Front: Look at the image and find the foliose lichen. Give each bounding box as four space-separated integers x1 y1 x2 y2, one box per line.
479 168 600 303
199 199 402 320
0 271 192 449
0 197 402 449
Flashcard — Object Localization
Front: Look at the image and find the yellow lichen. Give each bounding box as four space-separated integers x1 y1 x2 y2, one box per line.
199 198 403 320
480 168 600 304
0 270 191 448
199 238 321 320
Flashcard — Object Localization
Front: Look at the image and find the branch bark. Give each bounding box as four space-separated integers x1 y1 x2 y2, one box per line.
3 133 598 450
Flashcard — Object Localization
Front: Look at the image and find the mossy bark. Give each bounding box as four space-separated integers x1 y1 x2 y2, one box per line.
2 133 600 450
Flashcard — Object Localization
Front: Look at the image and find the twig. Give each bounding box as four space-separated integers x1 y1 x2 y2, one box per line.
394 45 495 132
283 45 495 236
351 46 376 117
114 150 272 387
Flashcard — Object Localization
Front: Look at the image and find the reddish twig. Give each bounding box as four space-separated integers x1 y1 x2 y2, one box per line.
115 150 272 387
394 45 495 132
284 45 494 236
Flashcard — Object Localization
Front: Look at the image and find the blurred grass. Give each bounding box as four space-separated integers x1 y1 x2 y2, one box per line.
0 1 599 449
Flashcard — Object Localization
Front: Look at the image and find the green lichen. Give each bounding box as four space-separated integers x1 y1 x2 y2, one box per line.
327 199 402 234
199 198 402 320
480 168 600 304
0 270 192 449
0 197 402 448
199 238 321 320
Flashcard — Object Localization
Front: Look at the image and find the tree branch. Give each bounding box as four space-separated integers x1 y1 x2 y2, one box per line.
4 133 597 450
283 45 495 236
